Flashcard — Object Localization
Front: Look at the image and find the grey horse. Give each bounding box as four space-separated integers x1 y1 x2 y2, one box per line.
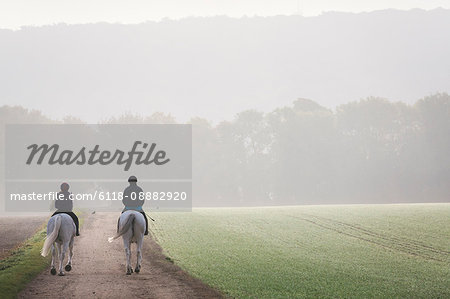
41 214 76 276
108 210 145 275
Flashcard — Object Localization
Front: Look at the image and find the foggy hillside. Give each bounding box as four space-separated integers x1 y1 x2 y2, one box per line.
0 8 449 122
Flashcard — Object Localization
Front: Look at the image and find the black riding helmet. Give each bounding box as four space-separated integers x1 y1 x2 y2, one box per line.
60 182 70 191
128 176 137 182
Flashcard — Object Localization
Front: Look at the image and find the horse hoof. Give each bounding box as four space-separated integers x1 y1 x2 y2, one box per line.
126 271 132 275
58 272 65 276
50 268 57 275
135 268 140 273
65 265 72 271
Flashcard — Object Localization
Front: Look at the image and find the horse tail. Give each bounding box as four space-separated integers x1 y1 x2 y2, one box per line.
41 215 61 257
108 213 135 243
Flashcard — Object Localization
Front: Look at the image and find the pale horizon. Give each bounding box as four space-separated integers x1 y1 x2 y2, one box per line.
1 0 449 30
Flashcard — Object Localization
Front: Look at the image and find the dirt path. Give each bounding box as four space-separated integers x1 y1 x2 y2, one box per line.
19 212 223 299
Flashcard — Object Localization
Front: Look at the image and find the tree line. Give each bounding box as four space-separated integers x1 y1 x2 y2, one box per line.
1 93 449 206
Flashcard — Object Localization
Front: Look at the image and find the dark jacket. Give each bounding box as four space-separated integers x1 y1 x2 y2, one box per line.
55 191 73 212
122 182 144 209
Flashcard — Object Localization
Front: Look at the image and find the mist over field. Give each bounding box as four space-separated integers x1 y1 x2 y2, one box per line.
1 8 449 209
0 9 449 122
0 4 449 299
1 93 449 207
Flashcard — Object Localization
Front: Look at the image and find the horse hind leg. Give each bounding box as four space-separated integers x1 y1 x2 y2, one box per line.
135 237 143 273
124 238 133 275
54 243 62 275
65 238 74 272
58 242 68 276
50 244 57 275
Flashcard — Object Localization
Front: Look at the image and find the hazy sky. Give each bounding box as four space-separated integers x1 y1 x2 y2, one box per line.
1 0 449 29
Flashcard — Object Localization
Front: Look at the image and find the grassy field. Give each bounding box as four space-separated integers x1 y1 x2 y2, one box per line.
149 204 450 298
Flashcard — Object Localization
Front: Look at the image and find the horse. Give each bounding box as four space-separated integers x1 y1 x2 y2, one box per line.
41 214 76 276
108 210 146 275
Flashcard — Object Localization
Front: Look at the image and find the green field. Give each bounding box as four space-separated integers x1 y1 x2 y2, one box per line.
149 204 450 298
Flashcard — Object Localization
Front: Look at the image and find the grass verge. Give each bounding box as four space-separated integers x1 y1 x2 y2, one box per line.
0 210 85 298
0 225 49 299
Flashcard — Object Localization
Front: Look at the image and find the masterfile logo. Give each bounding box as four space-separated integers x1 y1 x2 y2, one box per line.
26 141 170 171
6 124 191 180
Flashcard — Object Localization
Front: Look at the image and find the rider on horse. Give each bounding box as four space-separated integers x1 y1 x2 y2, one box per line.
52 182 80 236
121 176 149 235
